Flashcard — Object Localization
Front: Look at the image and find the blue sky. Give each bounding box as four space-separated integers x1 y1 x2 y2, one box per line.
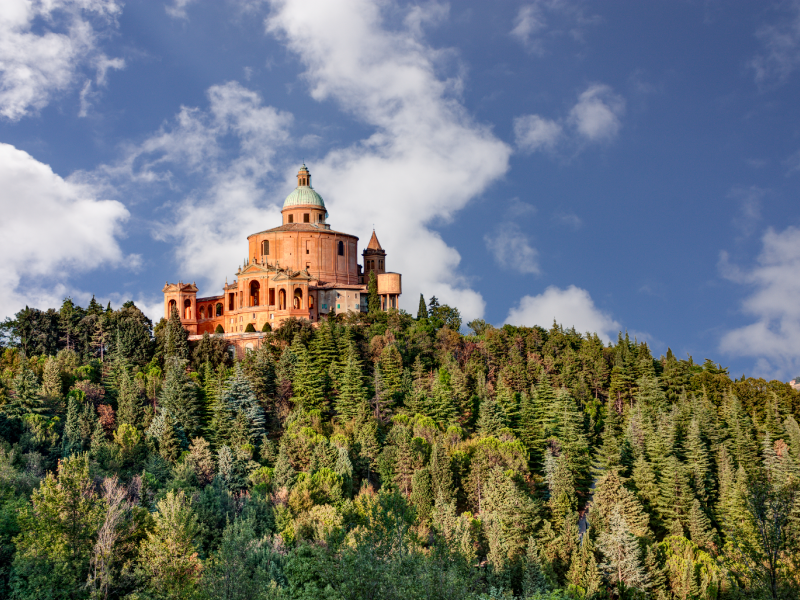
1 0 800 380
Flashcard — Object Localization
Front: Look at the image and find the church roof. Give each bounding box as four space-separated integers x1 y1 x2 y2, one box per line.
366 230 384 251
247 223 358 238
283 185 325 209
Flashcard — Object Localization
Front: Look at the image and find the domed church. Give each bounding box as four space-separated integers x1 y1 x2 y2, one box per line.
162 164 402 353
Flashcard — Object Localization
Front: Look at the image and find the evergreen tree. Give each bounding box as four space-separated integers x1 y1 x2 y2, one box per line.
292 346 326 411
370 365 393 424
417 294 428 320
157 412 182 462
566 532 603 598
116 366 143 429
430 368 456 424
158 358 201 438
429 442 455 504
336 345 368 420
476 394 507 437
164 305 189 360
4 364 43 420
62 394 83 457
379 343 404 398
684 417 713 508
410 466 434 522
222 364 265 438
597 511 650 592
522 537 550 596
687 498 715 549
40 356 62 400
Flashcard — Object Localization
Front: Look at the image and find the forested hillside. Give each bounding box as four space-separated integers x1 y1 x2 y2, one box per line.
0 294 798 600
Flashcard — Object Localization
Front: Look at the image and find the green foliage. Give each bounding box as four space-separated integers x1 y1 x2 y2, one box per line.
0 297 799 600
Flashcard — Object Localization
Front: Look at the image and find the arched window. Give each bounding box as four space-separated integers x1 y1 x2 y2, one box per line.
293 288 303 309
249 280 260 306
216 302 223 316
309 295 315 309
337 241 344 256
261 240 269 256
199 306 205 319
183 299 192 320
168 299 177 315
278 289 286 310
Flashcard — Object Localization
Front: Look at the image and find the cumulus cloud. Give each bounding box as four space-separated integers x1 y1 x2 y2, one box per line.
505 285 620 342
0 0 124 120
89 81 293 292
0 143 131 318
719 226 800 379
514 83 624 154
568 84 625 142
514 114 562 152
749 0 800 86
266 0 511 320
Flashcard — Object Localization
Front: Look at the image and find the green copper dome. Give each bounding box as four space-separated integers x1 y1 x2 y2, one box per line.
283 186 326 209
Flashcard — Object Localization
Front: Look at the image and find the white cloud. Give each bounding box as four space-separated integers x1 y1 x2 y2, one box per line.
728 185 765 237
88 81 293 294
265 0 512 321
514 114 563 152
485 223 540 275
0 0 123 120
510 1 599 55
0 143 131 319
749 0 800 85
568 83 625 142
514 83 624 154
719 226 800 379
505 285 620 342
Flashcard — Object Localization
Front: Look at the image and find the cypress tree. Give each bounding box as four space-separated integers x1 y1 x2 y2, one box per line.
417 294 428 320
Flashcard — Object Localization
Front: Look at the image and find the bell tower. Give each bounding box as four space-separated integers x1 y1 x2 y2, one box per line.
362 230 386 278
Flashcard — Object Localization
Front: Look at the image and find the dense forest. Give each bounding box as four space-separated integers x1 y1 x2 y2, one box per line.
0 293 798 600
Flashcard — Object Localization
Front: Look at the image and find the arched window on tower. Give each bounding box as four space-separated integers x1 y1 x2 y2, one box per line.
216 302 223 317
262 240 269 256
337 241 344 256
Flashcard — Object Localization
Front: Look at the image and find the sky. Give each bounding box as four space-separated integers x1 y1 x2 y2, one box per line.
1 0 800 381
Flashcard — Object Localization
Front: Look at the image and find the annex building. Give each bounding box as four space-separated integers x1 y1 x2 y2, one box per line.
162 165 401 353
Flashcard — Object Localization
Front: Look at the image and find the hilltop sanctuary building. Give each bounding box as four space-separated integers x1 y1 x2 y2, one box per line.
162 165 402 351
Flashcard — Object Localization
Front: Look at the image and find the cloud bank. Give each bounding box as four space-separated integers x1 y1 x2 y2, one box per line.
505 285 620 342
0 0 123 120
0 143 131 317
719 226 800 379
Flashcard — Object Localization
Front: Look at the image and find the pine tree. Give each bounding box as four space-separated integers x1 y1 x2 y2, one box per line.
62 394 83 457
522 537 550 596
379 343 404 397
429 442 455 504
273 444 296 489
164 305 189 360
531 375 557 470
410 466 434 522
336 345 368 420
657 454 691 534
631 454 661 532
292 346 326 411
687 498 715 549
41 356 62 400
684 418 713 507
494 376 518 427
158 412 181 462
590 469 651 539
417 294 428 320
222 364 265 438
549 453 578 533
158 358 201 438
4 364 44 420
370 365 393 424
567 532 602 598
430 368 456 425
243 342 276 402
477 394 507 437
598 511 650 591
116 366 143 429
